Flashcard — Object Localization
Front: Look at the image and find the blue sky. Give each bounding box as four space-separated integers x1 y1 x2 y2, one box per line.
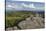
6 0 45 11
6 0 44 2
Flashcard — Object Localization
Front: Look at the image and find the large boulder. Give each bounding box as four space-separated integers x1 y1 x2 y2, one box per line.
18 16 44 30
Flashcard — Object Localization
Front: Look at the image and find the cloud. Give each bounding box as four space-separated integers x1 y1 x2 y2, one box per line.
7 3 35 9
7 5 12 7
28 4 35 8
21 3 35 8
6 2 44 10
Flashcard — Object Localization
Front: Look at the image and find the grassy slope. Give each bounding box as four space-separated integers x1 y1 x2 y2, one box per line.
6 11 35 28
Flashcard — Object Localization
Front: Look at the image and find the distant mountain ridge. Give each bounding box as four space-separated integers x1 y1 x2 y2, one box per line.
6 10 44 14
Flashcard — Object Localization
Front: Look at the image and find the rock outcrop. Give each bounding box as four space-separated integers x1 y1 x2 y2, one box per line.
18 15 44 29
6 14 45 31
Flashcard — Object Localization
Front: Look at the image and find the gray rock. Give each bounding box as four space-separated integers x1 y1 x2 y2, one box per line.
18 16 44 29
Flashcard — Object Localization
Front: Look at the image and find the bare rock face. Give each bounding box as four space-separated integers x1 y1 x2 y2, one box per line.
18 16 45 29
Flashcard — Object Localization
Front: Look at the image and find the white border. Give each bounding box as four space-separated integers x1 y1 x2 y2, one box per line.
0 0 5 31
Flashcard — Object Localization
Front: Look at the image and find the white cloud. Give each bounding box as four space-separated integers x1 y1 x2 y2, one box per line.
28 4 35 8
21 3 35 8
6 3 44 10
22 3 27 7
7 3 33 9
8 5 12 7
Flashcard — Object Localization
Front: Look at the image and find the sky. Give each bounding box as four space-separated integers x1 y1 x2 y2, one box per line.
6 0 44 2
6 0 45 11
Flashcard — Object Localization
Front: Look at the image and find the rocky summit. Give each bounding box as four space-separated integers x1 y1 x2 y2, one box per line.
6 14 45 31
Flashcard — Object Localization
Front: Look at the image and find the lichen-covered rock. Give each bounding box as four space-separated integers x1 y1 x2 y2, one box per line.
18 16 44 29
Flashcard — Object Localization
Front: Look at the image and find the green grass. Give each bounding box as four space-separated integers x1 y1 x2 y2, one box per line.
6 11 36 28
